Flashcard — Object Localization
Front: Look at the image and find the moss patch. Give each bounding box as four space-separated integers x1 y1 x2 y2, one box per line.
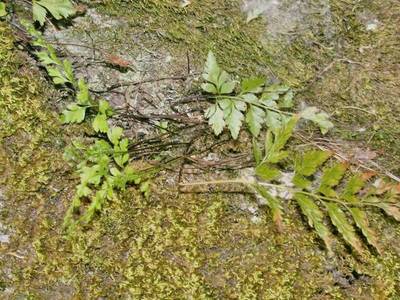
1 0 400 298
94 0 400 173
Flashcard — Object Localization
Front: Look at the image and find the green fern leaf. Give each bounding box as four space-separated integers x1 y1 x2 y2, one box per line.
300 106 334 134
294 150 331 176
318 163 347 197
270 116 298 152
295 193 332 253
221 99 245 139
202 51 236 95
92 113 109 133
76 79 90 105
36 51 59 65
205 104 225 136
255 163 281 181
61 103 87 124
246 104 265 137
218 71 236 94
349 208 381 254
32 1 47 26
253 184 284 232
265 111 282 133
339 174 381 252
325 202 363 254
107 127 123 145
99 99 113 116
252 138 262 165
202 51 220 85
279 90 294 108
33 0 75 26
342 174 367 202
63 60 75 84
265 116 298 163
241 77 264 94
46 66 69 84
292 174 312 189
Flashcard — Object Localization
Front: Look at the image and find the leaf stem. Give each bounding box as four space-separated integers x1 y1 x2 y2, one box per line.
216 95 295 116
179 178 370 208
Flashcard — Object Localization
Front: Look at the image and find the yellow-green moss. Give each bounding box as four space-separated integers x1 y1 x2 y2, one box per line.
95 0 400 173
1 1 400 298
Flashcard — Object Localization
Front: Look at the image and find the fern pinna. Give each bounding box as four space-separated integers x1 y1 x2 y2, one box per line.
252 117 400 255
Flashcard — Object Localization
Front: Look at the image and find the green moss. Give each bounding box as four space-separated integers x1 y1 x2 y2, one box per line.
93 0 400 173
95 0 271 76
1 0 400 298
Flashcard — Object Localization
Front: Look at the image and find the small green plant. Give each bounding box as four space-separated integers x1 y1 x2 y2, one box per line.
63 127 149 231
22 21 96 123
22 18 151 232
32 0 75 26
0 2 7 17
182 117 400 255
23 21 75 85
201 51 333 139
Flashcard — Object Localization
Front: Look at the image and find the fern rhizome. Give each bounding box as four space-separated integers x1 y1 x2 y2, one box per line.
13 4 400 255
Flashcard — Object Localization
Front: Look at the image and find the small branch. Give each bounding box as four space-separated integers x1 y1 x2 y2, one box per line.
90 74 197 94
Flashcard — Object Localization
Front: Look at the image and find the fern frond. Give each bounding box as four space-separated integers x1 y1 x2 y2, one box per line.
263 116 298 164
294 150 331 176
349 207 381 254
376 202 400 221
342 174 367 201
295 193 332 253
325 202 363 255
318 163 348 197
253 184 284 232
255 163 281 181
292 150 331 189
338 173 380 252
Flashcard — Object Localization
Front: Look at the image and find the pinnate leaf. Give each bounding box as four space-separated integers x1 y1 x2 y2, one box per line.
255 163 281 181
92 113 109 133
350 208 381 254
205 104 225 136
33 0 75 26
241 77 264 94
318 163 347 197
325 202 364 255
295 193 332 253
61 103 87 124
294 150 331 176
301 107 334 134
246 105 265 137
107 127 123 145
253 184 284 232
